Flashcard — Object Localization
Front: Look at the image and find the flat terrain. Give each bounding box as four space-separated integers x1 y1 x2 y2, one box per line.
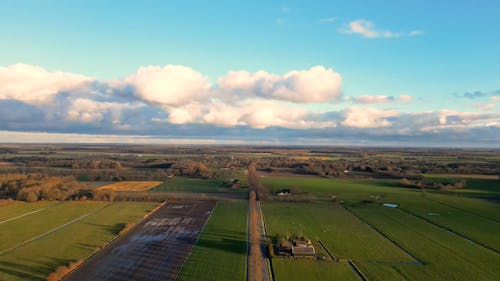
97 181 163 191
0 201 157 281
262 175 500 281
151 177 234 193
178 202 247 281
272 259 358 281
64 201 215 281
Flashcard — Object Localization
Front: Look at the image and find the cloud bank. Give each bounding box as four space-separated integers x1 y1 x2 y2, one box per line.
0 63 498 147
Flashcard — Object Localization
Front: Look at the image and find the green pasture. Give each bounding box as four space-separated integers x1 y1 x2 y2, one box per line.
178 202 247 281
0 201 158 281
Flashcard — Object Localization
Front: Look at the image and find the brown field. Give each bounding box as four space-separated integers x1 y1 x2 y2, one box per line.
64 201 216 281
0 174 27 181
97 181 163 191
0 162 11 166
431 174 499 180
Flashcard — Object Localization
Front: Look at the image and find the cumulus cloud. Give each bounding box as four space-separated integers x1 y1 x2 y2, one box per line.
161 100 336 129
341 107 399 128
340 19 422 39
0 63 498 147
421 110 499 132
65 98 144 124
122 65 212 107
352 94 413 104
0 63 91 104
217 66 342 103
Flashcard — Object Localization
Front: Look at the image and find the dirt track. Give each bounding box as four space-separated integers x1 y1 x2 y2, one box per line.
63 201 215 281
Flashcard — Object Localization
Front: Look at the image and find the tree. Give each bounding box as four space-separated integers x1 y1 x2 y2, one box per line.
17 187 38 202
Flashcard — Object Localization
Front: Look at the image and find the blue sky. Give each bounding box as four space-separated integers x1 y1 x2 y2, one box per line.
0 0 499 146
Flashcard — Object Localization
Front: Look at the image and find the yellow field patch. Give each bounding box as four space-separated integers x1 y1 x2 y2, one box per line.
97 181 163 191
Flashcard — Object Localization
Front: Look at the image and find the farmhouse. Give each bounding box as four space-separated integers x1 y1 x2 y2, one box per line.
292 238 316 257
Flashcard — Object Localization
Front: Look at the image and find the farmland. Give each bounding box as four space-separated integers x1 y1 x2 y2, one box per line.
261 175 500 281
178 202 248 281
65 201 215 281
350 203 500 281
97 181 163 191
0 144 499 281
151 177 240 193
0 201 158 281
272 259 358 281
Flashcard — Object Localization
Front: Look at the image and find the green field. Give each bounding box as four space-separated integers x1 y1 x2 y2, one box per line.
349 203 500 281
262 175 500 281
264 202 413 262
0 201 158 281
272 259 358 281
151 177 234 193
178 201 247 281
0 201 59 223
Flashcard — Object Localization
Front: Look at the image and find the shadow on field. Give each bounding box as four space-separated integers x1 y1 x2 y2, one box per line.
0 256 73 281
82 222 125 235
195 228 247 255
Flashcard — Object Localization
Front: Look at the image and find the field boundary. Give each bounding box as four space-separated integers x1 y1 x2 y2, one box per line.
0 203 112 256
342 204 423 265
318 240 338 261
258 201 275 281
398 207 500 255
0 208 47 224
348 260 369 281
61 201 166 281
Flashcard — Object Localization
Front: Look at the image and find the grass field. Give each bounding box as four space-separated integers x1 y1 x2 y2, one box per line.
151 177 235 193
264 202 412 262
0 201 59 223
97 181 163 191
262 175 500 281
387 193 500 252
349 203 500 281
0 201 158 281
272 259 358 281
178 202 247 281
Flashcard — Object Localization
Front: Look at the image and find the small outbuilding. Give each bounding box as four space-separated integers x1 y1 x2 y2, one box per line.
231 179 240 188
291 238 316 257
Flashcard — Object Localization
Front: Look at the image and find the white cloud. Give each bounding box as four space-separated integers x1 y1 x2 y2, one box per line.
0 63 91 104
0 63 498 146
473 103 495 111
65 98 144 124
122 65 212 107
341 107 399 128
352 94 412 104
398 94 413 102
217 66 342 103
162 99 336 129
340 19 422 39
409 30 424 36
354 95 395 104
421 110 499 132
